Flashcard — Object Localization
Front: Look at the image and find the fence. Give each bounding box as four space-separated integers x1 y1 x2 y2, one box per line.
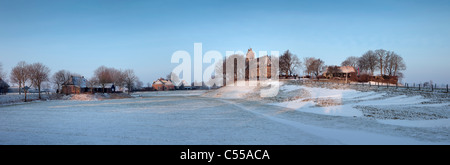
298 79 449 93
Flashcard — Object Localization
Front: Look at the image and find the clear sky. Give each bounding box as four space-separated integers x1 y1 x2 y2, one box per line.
1 0 449 85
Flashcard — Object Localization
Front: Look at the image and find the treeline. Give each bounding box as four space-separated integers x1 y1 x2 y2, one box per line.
341 49 406 77
280 49 406 79
194 48 406 84
0 61 142 99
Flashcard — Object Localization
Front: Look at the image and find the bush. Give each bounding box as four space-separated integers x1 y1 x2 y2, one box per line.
302 75 311 78
349 72 358 82
358 74 371 82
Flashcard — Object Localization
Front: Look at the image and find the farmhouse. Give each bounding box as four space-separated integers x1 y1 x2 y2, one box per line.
62 76 117 94
152 78 175 91
323 66 356 79
61 76 88 94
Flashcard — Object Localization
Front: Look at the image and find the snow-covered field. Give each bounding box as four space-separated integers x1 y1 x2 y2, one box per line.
0 80 448 144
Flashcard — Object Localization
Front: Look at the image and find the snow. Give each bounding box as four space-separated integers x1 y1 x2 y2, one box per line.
377 119 450 128
0 80 448 144
203 82 258 99
355 95 429 106
279 85 301 92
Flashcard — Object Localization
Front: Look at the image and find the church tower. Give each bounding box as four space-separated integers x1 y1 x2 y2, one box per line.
246 48 255 59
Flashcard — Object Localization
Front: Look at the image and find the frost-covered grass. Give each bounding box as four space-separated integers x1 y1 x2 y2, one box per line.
0 81 448 145
208 80 449 126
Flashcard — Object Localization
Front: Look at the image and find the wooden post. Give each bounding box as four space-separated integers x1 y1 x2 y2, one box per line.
396 83 398 89
447 84 448 93
407 83 408 89
419 84 421 90
431 83 434 92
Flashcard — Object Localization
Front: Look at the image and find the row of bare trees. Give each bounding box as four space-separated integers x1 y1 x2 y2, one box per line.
5 61 141 100
9 61 50 101
90 66 140 94
342 49 406 77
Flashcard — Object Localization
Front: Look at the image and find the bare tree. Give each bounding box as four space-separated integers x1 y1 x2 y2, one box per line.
326 65 340 78
279 50 301 76
28 63 50 99
0 63 6 80
123 69 138 94
52 70 71 93
375 49 387 76
303 57 316 76
94 66 112 93
393 54 406 77
10 61 30 99
341 56 359 68
87 77 98 93
359 50 378 75
134 80 143 90
310 58 325 79
384 51 406 77
111 68 125 89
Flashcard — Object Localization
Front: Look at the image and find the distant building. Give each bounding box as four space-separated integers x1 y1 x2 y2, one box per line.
152 78 175 91
323 66 356 79
61 76 88 94
62 76 117 94
92 83 116 93
0 79 9 95
177 80 192 90
246 48 272 79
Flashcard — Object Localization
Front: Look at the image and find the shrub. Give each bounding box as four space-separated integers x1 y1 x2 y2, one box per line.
358 74 371 82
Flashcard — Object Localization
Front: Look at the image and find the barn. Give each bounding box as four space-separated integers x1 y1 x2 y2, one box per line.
0 79 9 95
61 76 88 94
152 78 175 91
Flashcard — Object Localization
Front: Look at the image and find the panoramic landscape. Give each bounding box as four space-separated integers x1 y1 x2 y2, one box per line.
0 0 449 146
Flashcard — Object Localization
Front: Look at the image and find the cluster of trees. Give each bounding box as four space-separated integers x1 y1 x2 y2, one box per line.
277 51 326 79
0 63 6 80
264 49 406 81
303 57 325 78
279 50 301 76
88 66 142 94
342 49 406 77
9 61 51 100
5 61 142 101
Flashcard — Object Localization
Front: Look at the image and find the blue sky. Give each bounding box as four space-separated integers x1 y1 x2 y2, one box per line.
0 0 449 85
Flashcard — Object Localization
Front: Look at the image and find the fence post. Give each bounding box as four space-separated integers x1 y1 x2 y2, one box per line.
447 84 448 93
396 83 398 89
407 83 408 89
419 84 421 90
432 83 434 92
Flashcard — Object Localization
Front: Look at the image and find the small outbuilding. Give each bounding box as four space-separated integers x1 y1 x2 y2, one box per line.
152 78 175 91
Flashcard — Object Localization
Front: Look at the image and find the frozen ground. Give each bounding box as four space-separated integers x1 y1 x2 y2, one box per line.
0 81 448 144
